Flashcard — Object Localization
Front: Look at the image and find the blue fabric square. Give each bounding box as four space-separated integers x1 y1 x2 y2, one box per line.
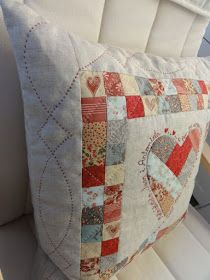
81 224 103 243
106 143 126 166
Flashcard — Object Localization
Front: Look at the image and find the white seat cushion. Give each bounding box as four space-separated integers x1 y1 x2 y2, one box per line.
184 205 210 254
153 222 210 280
116 248 175 280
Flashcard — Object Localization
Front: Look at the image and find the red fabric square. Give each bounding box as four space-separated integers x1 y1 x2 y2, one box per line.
172 79 186 94
126 96 145 119
101 238 119 256
82 97 107 123
82 165 105 188
80 257 100 274
198 80 208 94
104 185 122 223
103 72 125 96
166 136 192 176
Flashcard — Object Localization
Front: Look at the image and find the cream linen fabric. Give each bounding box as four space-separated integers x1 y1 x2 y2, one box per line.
1 0 210 226
1 0 210 279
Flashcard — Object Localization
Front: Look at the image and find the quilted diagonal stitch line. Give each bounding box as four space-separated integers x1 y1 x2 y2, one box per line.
37 134 74 266
24 22 74 268
24 23 111 275
106 49 187 75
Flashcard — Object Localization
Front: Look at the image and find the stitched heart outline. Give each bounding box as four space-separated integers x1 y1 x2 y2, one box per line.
146 126 201 217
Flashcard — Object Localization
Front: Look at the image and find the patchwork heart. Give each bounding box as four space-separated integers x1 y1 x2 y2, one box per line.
87 76 101 96
147 126 201 217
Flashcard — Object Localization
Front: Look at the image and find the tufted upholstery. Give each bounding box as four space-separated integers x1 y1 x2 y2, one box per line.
0 1 210 279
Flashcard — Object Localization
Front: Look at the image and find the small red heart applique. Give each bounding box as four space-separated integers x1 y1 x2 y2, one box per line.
87 76 101 97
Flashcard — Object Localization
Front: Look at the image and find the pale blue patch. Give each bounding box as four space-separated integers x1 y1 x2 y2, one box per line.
147 152 182 199
106 143 126 166
107 96 127 120
192 80 202 94
188 95 197 110
158 96 171 114
82 185 104 207
178 149 196 186
135 77 154 96
81 224 103 243
162 79 177 95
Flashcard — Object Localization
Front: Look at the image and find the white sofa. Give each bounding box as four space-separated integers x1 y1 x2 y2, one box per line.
1 1 210 279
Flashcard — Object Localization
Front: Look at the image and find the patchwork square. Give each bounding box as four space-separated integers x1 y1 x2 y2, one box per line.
165 95 182 113
135 77 154 95
101 238 119 256
203 95 208 108
197 94 204 110
103 221 120 241
82 186 104 208
82 165 105 188
178 150 197 186
82 97 107 123
81 243 102 259
142 96 158 116
120 74 140 95
188 95 198 110
179 95 191 112
81 224 103 242
126 96 145 118
82 207 104 225
104 185 122 224
105 164 125 186
82 122 107 167
149 79 165 95
162 79 177 95
151 135 176 163
107 96 127 120
191 80 203 94
81 71 106 98
80 257 100 277
100 254 117 272
198 80 208 94
106 143 126 166
107 120 127 145
103 72 125 96
158 96 171 114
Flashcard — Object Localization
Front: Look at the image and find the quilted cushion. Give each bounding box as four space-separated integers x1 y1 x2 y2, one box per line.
1 0 210 226
1 1 210 279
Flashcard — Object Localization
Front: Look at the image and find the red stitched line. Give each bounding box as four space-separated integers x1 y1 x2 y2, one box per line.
24 22 73 267
24 22 109 271
44 262 72 280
